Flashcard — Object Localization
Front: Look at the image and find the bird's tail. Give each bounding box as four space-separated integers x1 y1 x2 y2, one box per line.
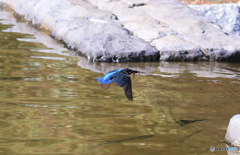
97 78 112 84
97 78 104 83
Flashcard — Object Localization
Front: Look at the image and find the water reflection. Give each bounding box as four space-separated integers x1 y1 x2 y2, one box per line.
0 5 240 155
78 58 240 80
158 62 240 79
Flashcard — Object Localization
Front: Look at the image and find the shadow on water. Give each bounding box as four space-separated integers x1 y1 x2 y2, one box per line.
0 5 239 155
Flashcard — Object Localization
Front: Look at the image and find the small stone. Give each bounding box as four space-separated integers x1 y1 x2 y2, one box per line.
225 114 240 147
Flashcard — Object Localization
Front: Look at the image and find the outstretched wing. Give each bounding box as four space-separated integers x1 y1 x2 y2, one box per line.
112 75 133 101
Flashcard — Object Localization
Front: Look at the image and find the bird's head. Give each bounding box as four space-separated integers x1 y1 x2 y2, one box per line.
121 68 140 75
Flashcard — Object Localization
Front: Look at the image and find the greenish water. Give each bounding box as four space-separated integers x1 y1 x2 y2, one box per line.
0 8 240 155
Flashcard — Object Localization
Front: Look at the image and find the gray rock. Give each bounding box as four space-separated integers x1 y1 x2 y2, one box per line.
225 114 240 148
1 0 159 62
89 0 240 62
142 0 240 62
189 4 240 36
60 18 159 62
151 35 205 61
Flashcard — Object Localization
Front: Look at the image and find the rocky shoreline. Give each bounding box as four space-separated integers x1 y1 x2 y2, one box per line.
0 0 240 62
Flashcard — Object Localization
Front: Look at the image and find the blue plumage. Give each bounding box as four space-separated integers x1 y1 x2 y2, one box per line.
97 68 139 101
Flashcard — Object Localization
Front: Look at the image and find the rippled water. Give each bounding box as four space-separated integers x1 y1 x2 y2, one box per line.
0 6 240 155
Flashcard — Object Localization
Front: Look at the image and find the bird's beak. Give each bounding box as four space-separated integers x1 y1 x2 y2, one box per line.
132 70 140 74
132 71 139 79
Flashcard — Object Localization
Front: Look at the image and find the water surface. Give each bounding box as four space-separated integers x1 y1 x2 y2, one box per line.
0 6 240 155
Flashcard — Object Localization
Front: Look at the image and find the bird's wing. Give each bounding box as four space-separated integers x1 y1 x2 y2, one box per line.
112 75 133 101
98 70 120 90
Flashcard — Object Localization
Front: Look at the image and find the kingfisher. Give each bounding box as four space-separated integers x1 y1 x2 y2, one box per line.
97 68 140 101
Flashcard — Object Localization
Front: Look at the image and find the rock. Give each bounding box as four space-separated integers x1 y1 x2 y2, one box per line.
189 4 240 36
225 114 240 148
141 0 240 62
59 18 159 62
88 0 240 62
1 0 159 62
151 35 205 61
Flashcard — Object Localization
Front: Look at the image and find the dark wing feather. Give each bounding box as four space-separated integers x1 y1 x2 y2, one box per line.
101 83 112 90
112 75 133 101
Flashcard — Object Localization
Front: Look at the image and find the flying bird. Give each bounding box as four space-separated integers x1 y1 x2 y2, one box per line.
97 68 140 101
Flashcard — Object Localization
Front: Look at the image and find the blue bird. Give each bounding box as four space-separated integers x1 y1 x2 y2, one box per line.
97 68 140 101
